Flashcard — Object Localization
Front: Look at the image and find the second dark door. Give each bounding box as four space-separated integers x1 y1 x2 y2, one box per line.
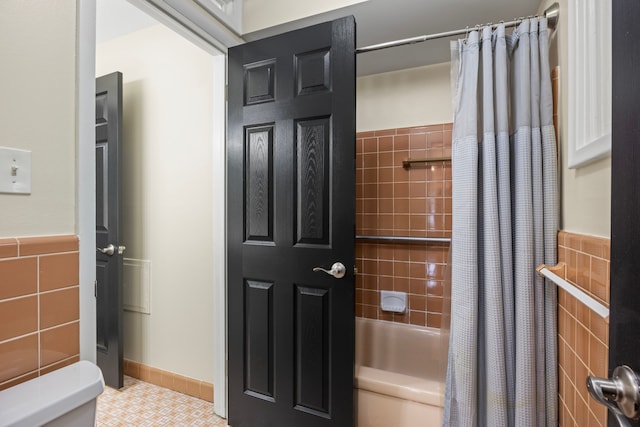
95 72 124 389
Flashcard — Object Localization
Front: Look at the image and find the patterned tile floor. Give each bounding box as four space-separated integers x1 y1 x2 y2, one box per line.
97 376 228 426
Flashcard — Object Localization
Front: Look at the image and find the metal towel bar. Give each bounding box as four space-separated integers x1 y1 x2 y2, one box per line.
536 263 609 319
402 157 451 168
356 235 451 244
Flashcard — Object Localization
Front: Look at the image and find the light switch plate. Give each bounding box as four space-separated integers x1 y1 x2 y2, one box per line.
0 147 31 194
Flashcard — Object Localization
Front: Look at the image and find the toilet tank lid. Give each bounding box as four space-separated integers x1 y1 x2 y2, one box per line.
0 361 105 427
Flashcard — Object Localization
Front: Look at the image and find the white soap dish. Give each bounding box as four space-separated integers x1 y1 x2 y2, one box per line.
380 290 407 313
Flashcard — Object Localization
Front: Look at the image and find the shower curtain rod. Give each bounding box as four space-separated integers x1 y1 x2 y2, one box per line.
356 2 559 54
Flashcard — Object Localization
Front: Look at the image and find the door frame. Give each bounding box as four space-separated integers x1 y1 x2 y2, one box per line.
78 0 98 366
77 0 230 416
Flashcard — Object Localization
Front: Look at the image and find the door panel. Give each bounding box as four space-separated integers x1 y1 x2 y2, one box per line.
295 285 331 416
228 17 356 427
95 263 109 352
244 279 275 399
245 125 274 243
95 72 124 389
296 117 331 245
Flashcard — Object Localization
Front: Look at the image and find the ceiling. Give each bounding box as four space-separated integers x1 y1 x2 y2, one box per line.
96 0 157 44
97 0 542 76
244 0 542 76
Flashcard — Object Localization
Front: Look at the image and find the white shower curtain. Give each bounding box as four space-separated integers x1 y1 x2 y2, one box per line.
444 18 558 427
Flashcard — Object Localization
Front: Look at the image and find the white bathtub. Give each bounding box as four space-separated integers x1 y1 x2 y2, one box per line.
355 318 447 427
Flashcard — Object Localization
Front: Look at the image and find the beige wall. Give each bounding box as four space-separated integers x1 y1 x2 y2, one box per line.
357 62 453 132
243 0 367 33
539 0 611 237
97 24 216 382
0 0 77 238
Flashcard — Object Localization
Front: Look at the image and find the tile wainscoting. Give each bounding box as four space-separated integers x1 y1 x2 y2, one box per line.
0 235 80 390
557 231 610 427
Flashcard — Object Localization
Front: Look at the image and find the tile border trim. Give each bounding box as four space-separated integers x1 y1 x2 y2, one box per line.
123 359 214 403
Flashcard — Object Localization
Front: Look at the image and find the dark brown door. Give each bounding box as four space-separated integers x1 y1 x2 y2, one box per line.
610 1 640 426
227 16 356 427
95 72 124 389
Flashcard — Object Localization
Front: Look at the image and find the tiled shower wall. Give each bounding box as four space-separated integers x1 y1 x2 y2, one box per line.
355 124 452 327
557 231 609 427
0 235 80 390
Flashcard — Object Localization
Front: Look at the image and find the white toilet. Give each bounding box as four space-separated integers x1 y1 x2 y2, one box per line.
0 361 104 427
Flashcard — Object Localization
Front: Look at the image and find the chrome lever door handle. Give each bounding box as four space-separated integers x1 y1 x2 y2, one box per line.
313 262 346 279
96 244 126 256
587 365 640 426
97 244 115 256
